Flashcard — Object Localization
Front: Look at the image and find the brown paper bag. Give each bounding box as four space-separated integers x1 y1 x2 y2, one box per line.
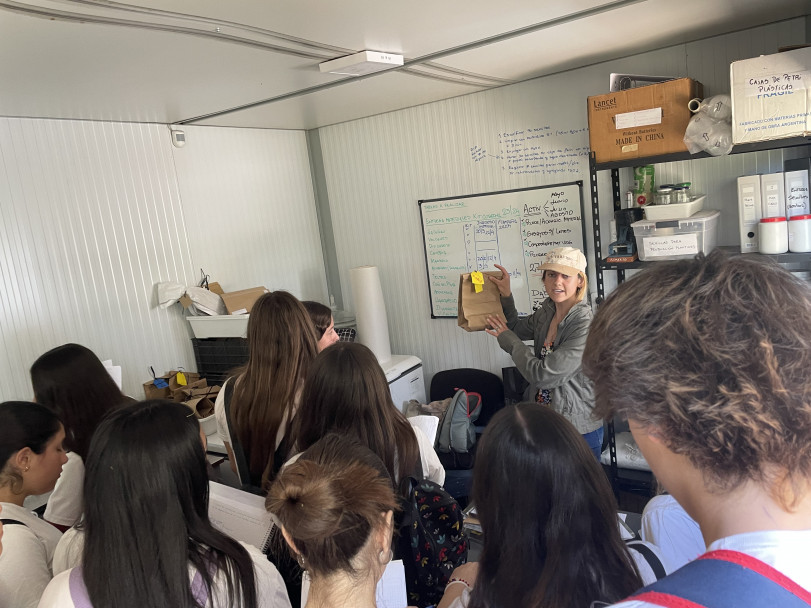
171 378 208 402
143 370 177 400
457 271 507 332
178 384 220 404
143 370 202 400
184 396 215 419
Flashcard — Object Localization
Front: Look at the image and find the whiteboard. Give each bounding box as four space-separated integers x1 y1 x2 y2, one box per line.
419 182 586 318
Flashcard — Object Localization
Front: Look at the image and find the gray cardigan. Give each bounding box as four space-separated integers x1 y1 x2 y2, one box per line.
496 295 601 434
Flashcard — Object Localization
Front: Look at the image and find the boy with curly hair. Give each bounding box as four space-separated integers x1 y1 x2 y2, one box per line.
584 250 811 607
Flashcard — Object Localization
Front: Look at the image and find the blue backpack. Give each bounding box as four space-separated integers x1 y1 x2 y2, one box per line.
629 549 811 608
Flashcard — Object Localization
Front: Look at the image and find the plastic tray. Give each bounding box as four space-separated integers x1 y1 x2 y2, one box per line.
187 315 249 338
642 195 705 221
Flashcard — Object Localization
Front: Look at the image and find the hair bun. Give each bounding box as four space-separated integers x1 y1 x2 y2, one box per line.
270 460 343 541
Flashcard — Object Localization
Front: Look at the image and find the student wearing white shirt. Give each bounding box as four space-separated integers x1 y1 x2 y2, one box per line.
292 341 445 488
0 401 68 608
30 343 130 531
640 494 705 571
38 399 290 608
213 291 318 490
583 250 811 607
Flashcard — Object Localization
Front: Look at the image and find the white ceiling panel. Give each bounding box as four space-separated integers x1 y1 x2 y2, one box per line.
437 0 811 81
192 70 489 130
0 9 346 123
0 0 809 129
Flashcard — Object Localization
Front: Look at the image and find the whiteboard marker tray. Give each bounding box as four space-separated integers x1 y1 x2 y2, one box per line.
187 315 249 338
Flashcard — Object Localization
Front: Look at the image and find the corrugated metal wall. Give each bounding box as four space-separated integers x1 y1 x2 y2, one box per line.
317 19 806 386
0 117 195 400
173 126 327 299
0 118 325 400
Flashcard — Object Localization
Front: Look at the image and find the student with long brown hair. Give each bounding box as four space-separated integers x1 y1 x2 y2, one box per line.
301 301 340 352
214 291 318 491
30 343 130 530
267 434 398 608
292 341 444 489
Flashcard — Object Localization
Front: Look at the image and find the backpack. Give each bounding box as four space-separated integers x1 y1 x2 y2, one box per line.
395 476 468 608
405 389 482 457
437 388 482 455
629 549 811 608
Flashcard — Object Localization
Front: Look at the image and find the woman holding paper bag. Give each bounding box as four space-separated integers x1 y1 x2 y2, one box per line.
485 246 602 457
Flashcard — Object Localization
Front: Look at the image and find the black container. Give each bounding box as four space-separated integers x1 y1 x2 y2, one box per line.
191 338 249 385
611 208 644 254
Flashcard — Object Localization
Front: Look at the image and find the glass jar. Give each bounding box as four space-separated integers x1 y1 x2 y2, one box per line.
672 186 690 203
677 182 692 201
655 187 674 205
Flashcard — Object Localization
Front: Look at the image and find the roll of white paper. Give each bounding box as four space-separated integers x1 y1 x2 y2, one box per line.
349 265 392 365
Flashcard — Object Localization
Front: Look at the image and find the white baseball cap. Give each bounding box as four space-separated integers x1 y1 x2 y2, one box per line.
539 247 587 276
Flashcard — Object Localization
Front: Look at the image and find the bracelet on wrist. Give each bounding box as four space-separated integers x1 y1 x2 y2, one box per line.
446 578 471 590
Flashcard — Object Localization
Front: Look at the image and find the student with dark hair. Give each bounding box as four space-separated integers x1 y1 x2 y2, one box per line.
485 247 602 458
39 399 291 608
301 301 340 352
214 291 319 491
30 343 130 530
267 434 398 608
438 403 647 608
583 250 811 606
0 401 67 608
293 341 444 488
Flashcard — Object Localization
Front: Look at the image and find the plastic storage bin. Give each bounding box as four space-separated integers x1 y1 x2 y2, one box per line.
631 209 720 261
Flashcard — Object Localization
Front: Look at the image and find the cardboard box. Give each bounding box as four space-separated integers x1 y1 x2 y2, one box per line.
588 78 703 164
221 286 269 315
731 47 811 144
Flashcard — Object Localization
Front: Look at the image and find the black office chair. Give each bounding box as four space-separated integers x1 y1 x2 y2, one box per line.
429 368 505 502
429 368 505 431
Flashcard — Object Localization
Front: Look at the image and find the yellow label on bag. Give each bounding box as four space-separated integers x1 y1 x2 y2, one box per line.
471 271 484 293
176 371 187 386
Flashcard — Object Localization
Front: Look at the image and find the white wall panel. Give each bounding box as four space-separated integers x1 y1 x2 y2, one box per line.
318 19 806 387
171 126 327 300
0 117 196 400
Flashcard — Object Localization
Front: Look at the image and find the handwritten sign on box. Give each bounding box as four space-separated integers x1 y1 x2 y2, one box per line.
643 233 699 258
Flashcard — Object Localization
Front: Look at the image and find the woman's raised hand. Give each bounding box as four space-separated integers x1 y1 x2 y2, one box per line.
489 264 511 297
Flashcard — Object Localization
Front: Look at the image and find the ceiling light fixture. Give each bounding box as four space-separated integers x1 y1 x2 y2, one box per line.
319 50 404 77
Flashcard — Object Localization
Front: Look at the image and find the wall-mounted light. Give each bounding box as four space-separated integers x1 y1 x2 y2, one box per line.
169 125 186 148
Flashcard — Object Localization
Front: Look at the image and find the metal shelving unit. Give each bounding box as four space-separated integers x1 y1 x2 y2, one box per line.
589 137 811 498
